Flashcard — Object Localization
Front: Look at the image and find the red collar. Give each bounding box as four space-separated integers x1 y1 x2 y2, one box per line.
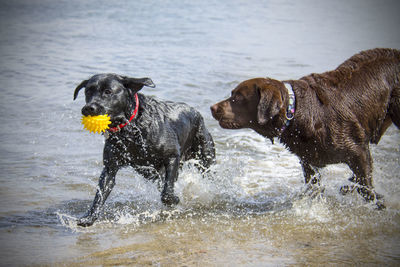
108 93 139 133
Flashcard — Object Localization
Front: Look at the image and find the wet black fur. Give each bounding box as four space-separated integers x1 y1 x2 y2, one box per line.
73 73 215 227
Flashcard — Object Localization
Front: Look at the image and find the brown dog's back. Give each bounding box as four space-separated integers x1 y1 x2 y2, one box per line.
297 48 400 145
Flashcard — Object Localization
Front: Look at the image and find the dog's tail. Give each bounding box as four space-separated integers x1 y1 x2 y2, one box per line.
389 86 400 129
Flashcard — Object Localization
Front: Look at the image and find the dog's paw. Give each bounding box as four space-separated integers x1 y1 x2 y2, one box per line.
161 193 180 206
340 185 386 210
340 185 354 195
375 200 386 210
77 215 97 227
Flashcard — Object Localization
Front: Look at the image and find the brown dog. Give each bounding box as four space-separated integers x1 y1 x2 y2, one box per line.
211 48 400 207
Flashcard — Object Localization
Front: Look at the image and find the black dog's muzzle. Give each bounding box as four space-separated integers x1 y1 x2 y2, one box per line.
81 102 106 116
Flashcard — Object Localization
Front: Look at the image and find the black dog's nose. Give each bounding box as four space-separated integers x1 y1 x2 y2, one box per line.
82 103 101 116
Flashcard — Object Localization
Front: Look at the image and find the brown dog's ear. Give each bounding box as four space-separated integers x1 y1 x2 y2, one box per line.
122 77 156 93
257 86 283 125
73 80 88 100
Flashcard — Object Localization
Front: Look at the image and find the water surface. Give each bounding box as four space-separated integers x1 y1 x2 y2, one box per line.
0 0 400 265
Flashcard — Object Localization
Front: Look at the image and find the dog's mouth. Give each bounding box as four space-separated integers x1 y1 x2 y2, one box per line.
211 111 222 121
211 111 242 129
218 119 242 129
211 109 241 129
82 106 126 128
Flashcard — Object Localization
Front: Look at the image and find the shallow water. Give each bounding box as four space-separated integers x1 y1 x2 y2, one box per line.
0 0 400 265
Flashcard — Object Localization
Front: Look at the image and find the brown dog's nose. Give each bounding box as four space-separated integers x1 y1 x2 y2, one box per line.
210 104 218 115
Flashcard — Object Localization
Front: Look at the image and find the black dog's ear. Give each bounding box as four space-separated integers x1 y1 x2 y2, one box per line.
122 77 156 93
73 80 88 100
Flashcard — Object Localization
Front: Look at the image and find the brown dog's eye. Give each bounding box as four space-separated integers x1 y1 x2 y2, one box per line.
233 94 243 102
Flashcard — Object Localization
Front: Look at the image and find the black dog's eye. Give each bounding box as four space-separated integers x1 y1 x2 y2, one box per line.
104 89 113 96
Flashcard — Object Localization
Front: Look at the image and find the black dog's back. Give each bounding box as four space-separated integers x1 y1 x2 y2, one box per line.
132 94 215 172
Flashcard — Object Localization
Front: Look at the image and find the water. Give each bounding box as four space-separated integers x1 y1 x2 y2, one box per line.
0 0 400 265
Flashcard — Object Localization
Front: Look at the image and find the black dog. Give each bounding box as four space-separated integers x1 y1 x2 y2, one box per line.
73 73 215 226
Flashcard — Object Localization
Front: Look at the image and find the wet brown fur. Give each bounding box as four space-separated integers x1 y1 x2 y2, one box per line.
211 48 400 206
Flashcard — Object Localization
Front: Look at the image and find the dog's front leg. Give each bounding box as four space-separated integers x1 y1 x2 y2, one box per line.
300 161 324 198
301 161 321 185
77 166 118 227
161 157 180 206
344 148 385 209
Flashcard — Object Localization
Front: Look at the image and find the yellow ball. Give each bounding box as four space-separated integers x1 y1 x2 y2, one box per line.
81 114 111 134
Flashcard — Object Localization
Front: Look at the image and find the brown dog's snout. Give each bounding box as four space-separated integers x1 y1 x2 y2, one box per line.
210 103 223 120
82 103 104 116
210 104 219 115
